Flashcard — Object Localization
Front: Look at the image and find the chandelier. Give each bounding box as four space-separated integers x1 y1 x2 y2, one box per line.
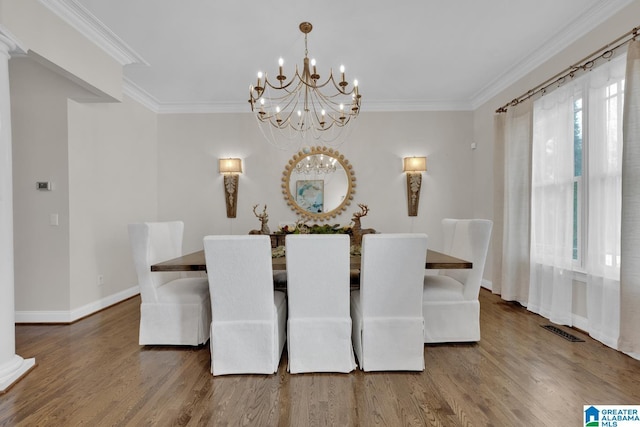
294 154 337 175
248 22 362 148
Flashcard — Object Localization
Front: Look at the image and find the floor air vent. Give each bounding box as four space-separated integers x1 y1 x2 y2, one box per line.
541 325 585 342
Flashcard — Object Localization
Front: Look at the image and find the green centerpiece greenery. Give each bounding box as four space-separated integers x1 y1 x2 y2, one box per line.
271 222 362 256
276 222 352 236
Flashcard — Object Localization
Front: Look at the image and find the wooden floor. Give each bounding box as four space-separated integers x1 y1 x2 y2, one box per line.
2 289 639 426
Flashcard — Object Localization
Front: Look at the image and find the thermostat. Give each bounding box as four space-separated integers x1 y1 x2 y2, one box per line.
36 182 52 191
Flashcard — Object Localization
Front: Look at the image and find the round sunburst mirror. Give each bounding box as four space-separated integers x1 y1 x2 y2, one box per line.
281 146 356 221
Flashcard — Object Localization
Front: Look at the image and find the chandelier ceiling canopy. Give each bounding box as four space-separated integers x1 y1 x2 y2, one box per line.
248 22 362 149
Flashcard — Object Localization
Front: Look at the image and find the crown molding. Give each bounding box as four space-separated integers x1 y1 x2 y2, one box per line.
470 0 636 109
122 76 475 114
155 102 249 114
152 101 475 114
122 77 160 113
38 0 148 66
121 87 475 115
361 99 473 112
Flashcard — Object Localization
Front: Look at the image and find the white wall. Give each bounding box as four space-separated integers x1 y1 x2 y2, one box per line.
68 96 157 310
157 110 475 253
10 55 157 319
3 0 146 322
10 57 86 312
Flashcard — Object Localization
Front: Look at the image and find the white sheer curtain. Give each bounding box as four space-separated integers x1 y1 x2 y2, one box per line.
619 39 640 356
586 54 626 348
492 101 532 304
529 85 575 325
495 39 640 358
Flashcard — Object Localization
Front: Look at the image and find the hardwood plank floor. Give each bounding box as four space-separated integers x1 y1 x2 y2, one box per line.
2 289 639 426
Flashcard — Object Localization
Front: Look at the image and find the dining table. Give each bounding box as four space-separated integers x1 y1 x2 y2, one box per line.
150 249 472 272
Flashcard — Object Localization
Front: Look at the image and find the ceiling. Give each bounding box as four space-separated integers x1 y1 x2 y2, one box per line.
42 0 633 113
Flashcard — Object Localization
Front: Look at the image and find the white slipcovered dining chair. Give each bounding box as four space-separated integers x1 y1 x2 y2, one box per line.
351 233 428 371
128 221 211 346
422 218 493 343
203 235 287 375
285 234 356 373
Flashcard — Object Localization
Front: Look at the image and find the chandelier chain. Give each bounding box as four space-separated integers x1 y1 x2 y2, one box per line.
304 33 308 58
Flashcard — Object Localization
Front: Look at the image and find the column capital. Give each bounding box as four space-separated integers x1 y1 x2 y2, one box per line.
0 26 26 56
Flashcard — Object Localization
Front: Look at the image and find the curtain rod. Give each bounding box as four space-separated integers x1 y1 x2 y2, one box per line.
496 25 639 113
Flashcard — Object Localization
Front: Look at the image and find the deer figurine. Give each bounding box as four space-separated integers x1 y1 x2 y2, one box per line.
351 203 375 246
249 204 271 235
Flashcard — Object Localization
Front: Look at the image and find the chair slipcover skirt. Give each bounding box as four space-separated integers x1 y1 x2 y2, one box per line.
422 219 492 343
351 233 427 371
204 235 287 375
129 221 211 346
286 234 356 374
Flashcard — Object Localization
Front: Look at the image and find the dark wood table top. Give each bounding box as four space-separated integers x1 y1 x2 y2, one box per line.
151 249 472 272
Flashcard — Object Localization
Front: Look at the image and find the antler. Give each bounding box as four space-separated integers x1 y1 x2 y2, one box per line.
252 204 268 220
352 203 369 219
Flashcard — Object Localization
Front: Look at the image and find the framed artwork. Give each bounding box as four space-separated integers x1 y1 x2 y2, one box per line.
296 180 324 213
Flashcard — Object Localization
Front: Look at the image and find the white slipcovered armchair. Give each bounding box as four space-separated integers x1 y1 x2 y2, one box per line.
422 218 493 343
286 234 356 373
351 233 428 371
128 221 211 346
204 235 287 375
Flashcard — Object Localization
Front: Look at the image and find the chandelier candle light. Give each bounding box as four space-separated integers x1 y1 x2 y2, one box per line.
248 22 362 147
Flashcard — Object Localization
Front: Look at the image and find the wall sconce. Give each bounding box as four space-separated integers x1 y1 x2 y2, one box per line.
403 156 427 216
219 158 243 218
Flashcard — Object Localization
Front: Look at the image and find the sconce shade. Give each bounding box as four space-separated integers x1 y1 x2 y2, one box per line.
403 156 427 173
219 158 243 174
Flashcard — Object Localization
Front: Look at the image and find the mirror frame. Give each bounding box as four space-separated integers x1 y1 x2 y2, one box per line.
281 146 356 221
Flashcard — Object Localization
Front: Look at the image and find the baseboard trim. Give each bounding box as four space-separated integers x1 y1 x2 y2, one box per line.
15 285 140 324
481 279 492 291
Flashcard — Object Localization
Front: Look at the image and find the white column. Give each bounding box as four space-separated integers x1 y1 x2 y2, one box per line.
0 32 35 392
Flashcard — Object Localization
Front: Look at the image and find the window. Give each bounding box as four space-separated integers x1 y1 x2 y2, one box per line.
592 78 624 270
573 98 583 263
532 54 625 274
